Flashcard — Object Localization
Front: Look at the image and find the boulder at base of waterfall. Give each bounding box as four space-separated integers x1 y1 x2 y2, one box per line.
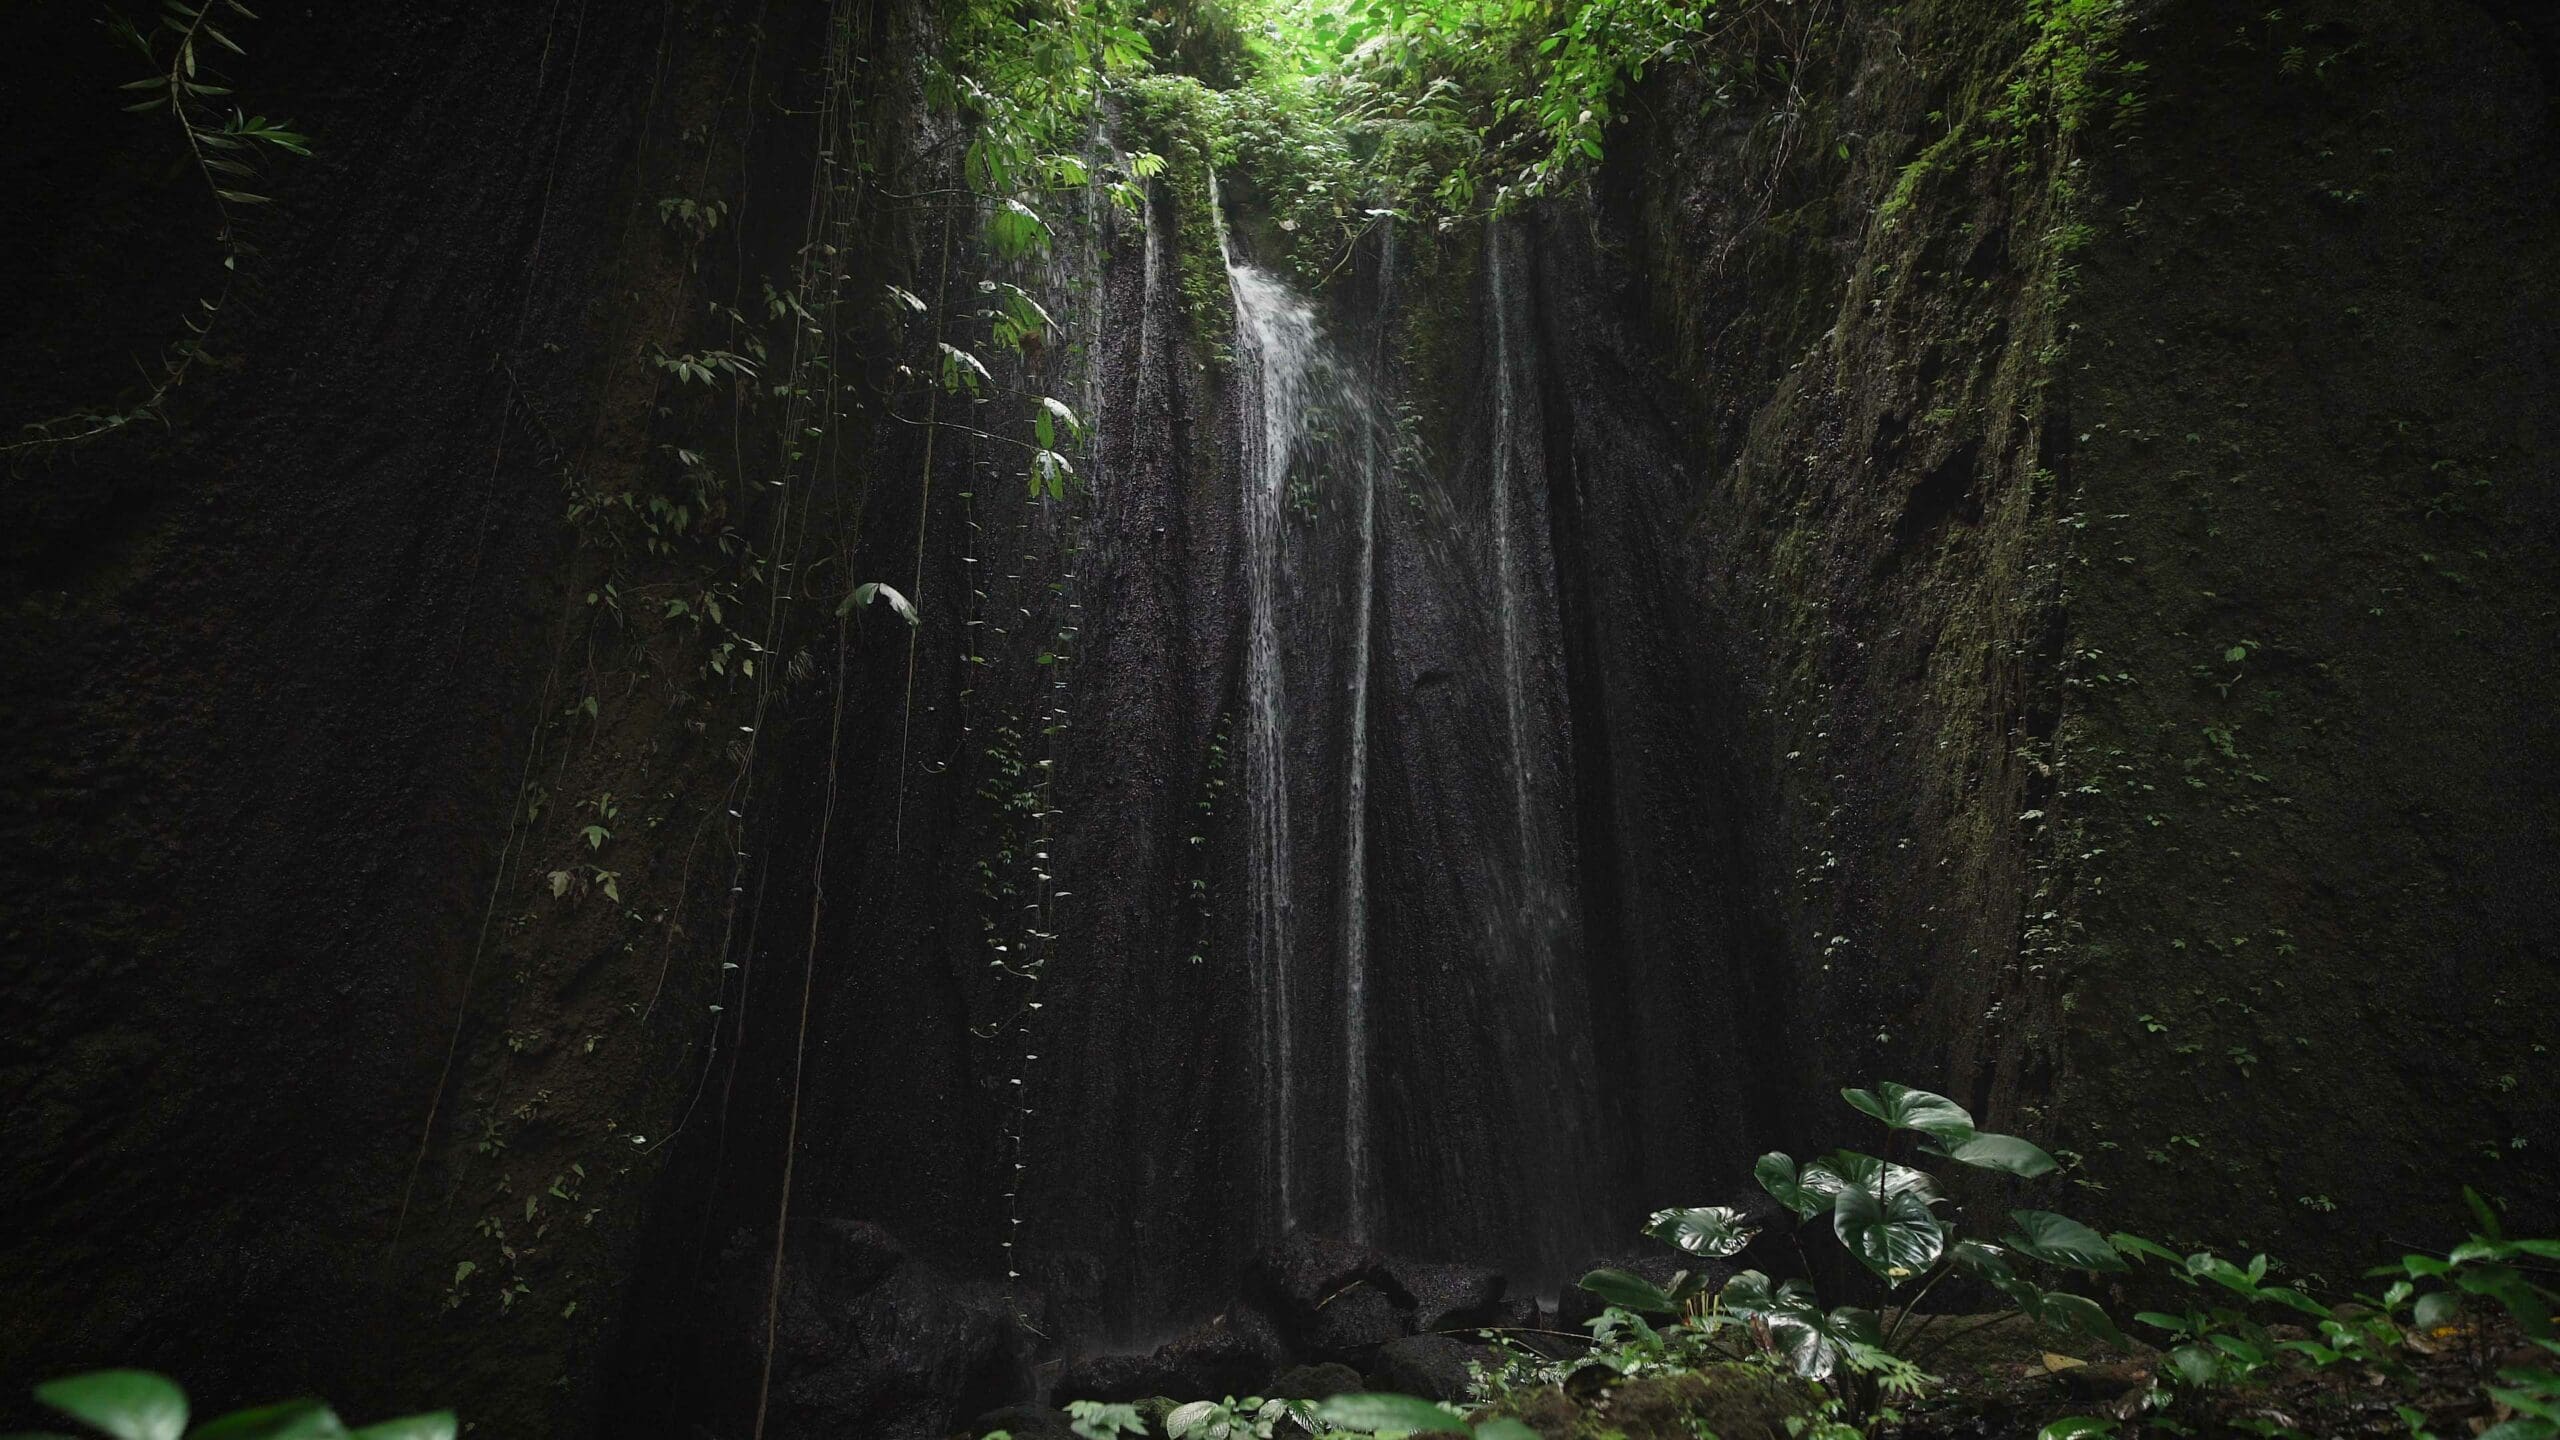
1249 1232 1395 1334
1302 1279 1411 1363
1368 1334 1485 1403
965 1405 1080 1440
711 1218 1037 1440
1051 1306 1287 1405
1268 1361 1367 1400
1381 1255 1507 1333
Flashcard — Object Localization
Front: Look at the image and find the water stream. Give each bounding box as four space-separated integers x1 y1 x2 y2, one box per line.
1220 202 1606 1278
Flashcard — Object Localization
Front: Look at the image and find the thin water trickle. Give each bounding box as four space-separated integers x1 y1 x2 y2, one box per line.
1224 185 1311 1236
1221 174 1394 1242
1340 217 1392 1244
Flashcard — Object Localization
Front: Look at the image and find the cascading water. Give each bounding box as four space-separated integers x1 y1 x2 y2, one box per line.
1229 255 1309 1236
1217 194 1611 1282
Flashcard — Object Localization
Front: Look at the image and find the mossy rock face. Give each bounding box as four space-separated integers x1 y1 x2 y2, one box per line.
1495 1364 1814 1440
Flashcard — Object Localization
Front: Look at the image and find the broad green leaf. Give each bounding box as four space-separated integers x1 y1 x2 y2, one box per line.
2037 1291 2128 1349
1756 1152 1824 1218
192 1402 345 1440
2167 1344 2219 1386
1717 1270 1812 1323
2038 1419 2119 1439
1841 1082 1975 1139
348 1417 456 1440
1578 1267 1676 1313
1834 1177 1947 1284
1645 1205 1758 1258
1932 1130 2057 1178
842 581 919 627
1163 1401 1219 1439
1308 1394 1466 1433
2109 1232 2184 1266
35 1374 187 1440
1719 1271 1875 1377
1801 1150 1942 1207
2006 1211 2127 1272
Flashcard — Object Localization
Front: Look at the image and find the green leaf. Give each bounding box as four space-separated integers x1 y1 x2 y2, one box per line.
1932 1131 2057 1178
1801 1150 1943 1207
1578 1267 1676 1314
1841 1082 1975 1139
2006 1211 2127 1272
35 1373 187 1440
2109 1232 2185 1266
842 581 919 627
1719 1272 1874 1379
1834 1177 1947 1284
2037 1420 2119 1439
346 1417 455 1440
1308 1394 1466 1433
1756 1152 1824 1218
2038 1291 2128 1349
1162 1402 1218 1440
190 1402 345 1440
1645 1205 1759 1258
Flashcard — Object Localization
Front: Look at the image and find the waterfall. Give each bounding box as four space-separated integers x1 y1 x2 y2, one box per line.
1218 199 1602 1275
1480 218 1601 1283
1226 215 1307 1236
1340 218 1391 1243
1221 181 1395 1242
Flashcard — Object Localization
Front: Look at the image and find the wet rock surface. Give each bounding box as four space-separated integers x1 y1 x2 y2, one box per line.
714 1219 1041 1440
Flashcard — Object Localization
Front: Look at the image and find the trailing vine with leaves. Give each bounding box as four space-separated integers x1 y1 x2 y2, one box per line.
7 0 308 453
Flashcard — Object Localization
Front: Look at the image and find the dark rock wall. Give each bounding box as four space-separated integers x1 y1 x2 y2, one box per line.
1544 0 2559 1263
3 0 2556 1434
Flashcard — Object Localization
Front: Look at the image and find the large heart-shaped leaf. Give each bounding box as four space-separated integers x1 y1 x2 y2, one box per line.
1717 1269 1813 1324
2036 1291 2129 1348
2007 1211 2128 1273
1930 1130 2058 1178
1579 1267 1677 1314
1842 1083 1975 1139
1802 1151 1943 1207
1756 1152 1824 1218
1646 1205 1760 1258
35 1373 187 1440
1835 1177 1949 1284
1309 1394 1466 1434
1717 1272 1878 1380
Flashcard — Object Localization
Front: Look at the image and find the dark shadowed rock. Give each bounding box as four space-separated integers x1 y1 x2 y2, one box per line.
1269 1361 1366 1400
1303 1280 1411 1363
1250 1232 1395 1332
965 1404 1079 1440
1050 1351 1170 1407
1368 1335 1484 1403
714 1218 1039 1440
1053 1306 1287 1405
1381 1255 1506 1333
1159 1306 1289 1395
